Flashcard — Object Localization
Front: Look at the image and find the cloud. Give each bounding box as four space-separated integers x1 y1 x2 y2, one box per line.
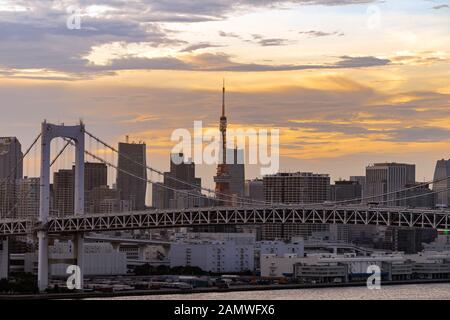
218 31 241 38
299 30 344 37
432 4 449 9
250 34 292 46
179 42 224 53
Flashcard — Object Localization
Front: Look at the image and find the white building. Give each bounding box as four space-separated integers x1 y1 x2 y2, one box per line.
260 254 305 277
170 241 254 273
258 240 305 257
11 241 127 276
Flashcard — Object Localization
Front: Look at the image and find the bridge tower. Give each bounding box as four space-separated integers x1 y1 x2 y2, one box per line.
38 121 85 292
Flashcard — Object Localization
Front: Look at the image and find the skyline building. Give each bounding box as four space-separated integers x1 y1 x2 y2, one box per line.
0 137 23 217
263 172 330 204
16 177 40 219
116 140 147 210
365 163 415 206
157 153 204 209
53 169 74 217
0 137 23 181
329 180 362 202
245 178 264 203
433 159 450 207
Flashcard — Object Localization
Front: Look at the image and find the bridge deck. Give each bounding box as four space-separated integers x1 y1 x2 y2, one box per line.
1 205 449 236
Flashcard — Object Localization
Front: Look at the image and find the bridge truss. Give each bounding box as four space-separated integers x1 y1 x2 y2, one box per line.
1 205 449 236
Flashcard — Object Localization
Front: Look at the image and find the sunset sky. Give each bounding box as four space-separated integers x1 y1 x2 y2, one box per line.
1 0 450 189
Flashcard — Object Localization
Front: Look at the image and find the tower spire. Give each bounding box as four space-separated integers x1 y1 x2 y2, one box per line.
222 78 225 117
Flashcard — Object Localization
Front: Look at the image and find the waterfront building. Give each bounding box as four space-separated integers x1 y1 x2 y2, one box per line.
169 241 254 273
10 241 127 276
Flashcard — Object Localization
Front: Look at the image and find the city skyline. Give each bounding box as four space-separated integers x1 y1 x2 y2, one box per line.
0 0 450 189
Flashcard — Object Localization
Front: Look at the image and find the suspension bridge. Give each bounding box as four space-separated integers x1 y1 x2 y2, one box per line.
1 121 450 292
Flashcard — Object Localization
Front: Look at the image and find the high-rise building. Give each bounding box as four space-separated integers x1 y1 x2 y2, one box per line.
83 162 107 192
329 180 362 202
86 186 130 214
350 176 366 200
401 183 434 208
433 159 450 207
365 163 415 206
116 141 147 210
152 153 205 209
16 177 40 219
227 148 245 198
245 178 264 203
53 169 74 216
0 137 23 217
81 162 108 212
263 172 330 204
0 137 23 181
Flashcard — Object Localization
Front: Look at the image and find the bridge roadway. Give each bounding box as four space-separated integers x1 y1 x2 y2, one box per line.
1 205 450 236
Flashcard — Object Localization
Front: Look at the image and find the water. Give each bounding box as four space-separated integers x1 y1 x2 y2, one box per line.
101 283 450 300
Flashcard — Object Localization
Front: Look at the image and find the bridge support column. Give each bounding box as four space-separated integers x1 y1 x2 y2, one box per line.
38 121 85 292
37 231 48 291
0 237 9 280
74 234 84 289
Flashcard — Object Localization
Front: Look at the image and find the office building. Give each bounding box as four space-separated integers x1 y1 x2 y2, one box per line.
83 162 107 192
365 163 415 206
263 172 330 204
245 178 264 203
117 141 147 210
16 177 40 219
0 137 23 181
329 180 362 202
0 137 23 217
227 148 245 198
53 169 74 216
87 186 130 214
401 183 434 208
433 159 450 207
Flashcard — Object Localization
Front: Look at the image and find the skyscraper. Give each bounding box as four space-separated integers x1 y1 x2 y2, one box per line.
154 153 203 209
53 169 74 216
365 162 415 206
17 177 40 219
0 137 23 181
0 137 23 217
433 159 450 207
116 141 147 210
227 148 245 198
83 162 108 192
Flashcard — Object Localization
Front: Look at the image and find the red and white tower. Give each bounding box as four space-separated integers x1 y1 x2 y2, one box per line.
214 80 232 205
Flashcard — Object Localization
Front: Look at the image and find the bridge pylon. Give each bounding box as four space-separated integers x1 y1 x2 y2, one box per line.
38 121 85 292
